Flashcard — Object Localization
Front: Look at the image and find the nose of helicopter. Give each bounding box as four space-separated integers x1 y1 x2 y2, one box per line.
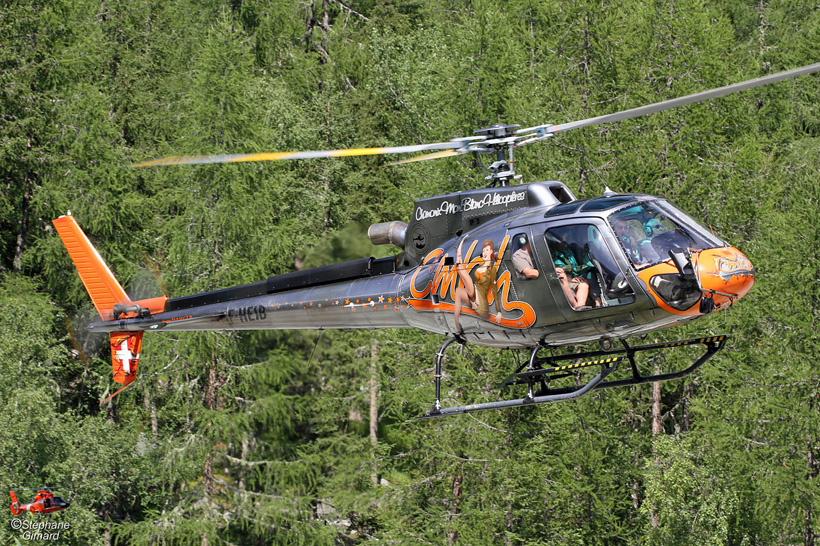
696 247 755 310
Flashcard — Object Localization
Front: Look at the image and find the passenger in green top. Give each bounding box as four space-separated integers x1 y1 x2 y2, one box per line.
550 233 592 309
552 244 594 280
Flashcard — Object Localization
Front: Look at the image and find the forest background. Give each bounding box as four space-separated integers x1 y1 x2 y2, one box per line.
1 0 819 544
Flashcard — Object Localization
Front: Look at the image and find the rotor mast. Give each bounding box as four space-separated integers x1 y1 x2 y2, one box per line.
473 124 523 187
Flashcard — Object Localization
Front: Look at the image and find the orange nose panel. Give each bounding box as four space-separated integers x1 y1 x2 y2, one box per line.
697 247 755 303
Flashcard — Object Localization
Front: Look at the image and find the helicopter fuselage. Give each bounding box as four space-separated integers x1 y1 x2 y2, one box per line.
85 181 754 349
9 490 69 515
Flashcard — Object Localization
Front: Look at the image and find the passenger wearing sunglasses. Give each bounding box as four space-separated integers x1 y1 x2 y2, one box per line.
644 218 665 237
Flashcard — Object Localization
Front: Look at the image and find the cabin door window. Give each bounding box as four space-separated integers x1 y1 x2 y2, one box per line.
545 224 635 310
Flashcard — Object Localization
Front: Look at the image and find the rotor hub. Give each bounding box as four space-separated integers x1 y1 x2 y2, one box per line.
474 123 520 139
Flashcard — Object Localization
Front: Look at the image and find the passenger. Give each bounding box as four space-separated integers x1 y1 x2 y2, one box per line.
551 233 592 309
644 218 665 237
512 235 540 279
555 266 589 309
454 238 501 335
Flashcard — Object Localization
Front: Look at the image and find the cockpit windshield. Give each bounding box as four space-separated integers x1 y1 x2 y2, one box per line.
608 200 724 269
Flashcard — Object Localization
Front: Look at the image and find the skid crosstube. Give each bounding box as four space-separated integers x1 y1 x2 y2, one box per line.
421 335 728 418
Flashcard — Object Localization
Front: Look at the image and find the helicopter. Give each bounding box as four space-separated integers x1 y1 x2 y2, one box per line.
9 488 70 515
53 62 820 416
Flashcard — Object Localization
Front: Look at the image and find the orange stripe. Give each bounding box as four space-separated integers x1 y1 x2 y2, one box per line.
406 299 533 329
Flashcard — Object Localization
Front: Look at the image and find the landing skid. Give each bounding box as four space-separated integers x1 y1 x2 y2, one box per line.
421 335 728 418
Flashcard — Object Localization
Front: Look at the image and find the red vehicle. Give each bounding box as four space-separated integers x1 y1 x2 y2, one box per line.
9 489 70 515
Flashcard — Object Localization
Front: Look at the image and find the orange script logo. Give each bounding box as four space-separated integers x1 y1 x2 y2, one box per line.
409 236 536 329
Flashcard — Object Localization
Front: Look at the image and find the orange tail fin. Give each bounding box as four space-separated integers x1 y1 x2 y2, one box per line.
9 491 20 515
52 214 158 393
52 214 130 321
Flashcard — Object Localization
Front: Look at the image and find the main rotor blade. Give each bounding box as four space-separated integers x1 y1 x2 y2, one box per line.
132 141 470 168
531 62 820 135
386 149 463 166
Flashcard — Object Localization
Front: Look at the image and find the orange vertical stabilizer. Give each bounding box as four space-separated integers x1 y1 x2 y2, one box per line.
52 214 129 320
53 214 151 397
9 491 20 515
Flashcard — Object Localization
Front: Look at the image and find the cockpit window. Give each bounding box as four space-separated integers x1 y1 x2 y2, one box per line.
654 200 726 248
609 201 719 269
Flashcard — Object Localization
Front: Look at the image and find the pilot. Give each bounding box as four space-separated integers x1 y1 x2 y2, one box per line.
644 218 665 237
612 217 659 267
512 235 540 279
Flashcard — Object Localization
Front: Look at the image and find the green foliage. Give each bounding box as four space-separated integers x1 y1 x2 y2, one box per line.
0 0 819 543
641 436 741 545
0 275 69 398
